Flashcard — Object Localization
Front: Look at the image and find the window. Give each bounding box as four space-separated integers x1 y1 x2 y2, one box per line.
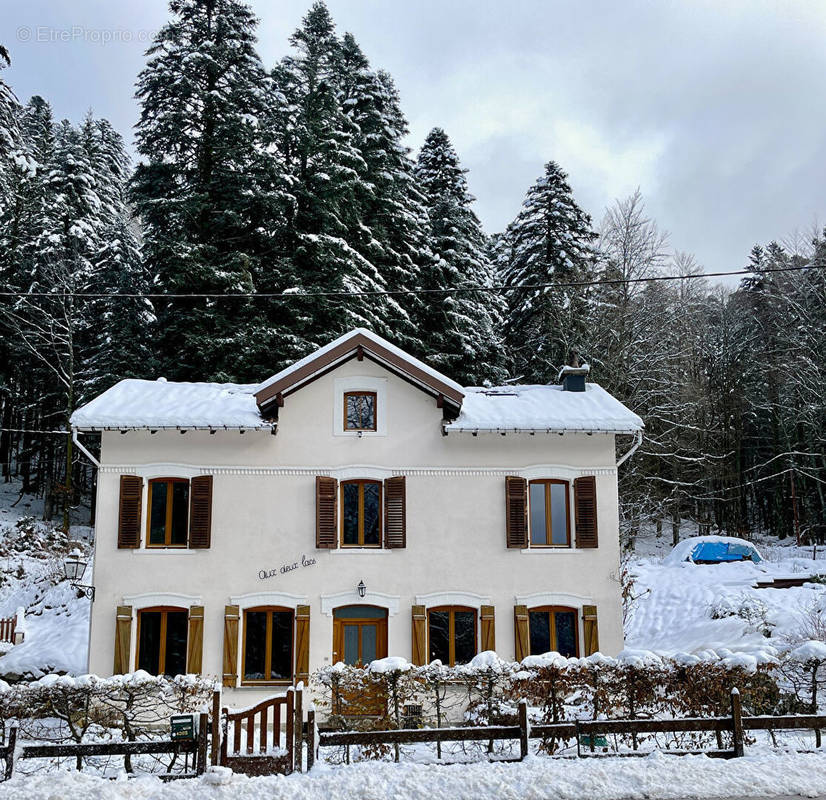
136 607 188 676
344 391 377 432
428 606 477 666
333 605 388 666
147 478 189 547
242 607 294 684
529 480 570 547
529 606 578 657
341 479 382 547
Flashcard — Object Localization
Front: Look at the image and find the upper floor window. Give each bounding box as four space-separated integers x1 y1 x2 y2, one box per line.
242 607 294 685
529 479 570 547
147 478 189 547
428 606 477 666
137 607 188 676
341 479 382 547
344 391 377 432
529 606 578 657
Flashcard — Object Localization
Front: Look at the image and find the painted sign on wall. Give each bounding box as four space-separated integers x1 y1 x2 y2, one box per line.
258 554 317 581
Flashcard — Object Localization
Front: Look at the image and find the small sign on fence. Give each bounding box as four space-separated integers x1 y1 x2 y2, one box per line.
170 714 197 742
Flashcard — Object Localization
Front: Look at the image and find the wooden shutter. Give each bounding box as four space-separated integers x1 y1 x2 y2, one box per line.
187 605 204 674
384 476 406 549
117 476 143 549
574 476 598 549
411 605 427 666
583 605 599 656
222 605 240 688
113 605 132 674
315 477 338 548
189 476 213 549
514 605 529 662
505 477 528 548
295 605 310 685
480 605 496 652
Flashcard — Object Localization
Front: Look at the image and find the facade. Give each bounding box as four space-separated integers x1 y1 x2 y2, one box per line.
72 329 643 705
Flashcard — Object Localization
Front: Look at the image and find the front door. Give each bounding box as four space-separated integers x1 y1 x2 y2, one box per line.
332 605 388 716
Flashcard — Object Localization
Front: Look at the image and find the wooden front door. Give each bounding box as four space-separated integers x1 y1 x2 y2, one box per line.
332 605 388 716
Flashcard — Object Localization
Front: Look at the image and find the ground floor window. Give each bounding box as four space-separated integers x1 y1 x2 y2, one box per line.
529 606 578 657
333 605 388 666
242 607 294 684
136 607 188 676
428 606 476 666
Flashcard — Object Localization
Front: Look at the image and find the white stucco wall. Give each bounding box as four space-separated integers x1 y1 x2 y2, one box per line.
87 359 625 705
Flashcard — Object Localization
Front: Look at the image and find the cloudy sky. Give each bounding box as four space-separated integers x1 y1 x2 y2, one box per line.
5 0 826 279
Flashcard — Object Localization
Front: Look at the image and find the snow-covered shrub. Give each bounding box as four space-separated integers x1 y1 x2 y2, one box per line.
709 594 774 637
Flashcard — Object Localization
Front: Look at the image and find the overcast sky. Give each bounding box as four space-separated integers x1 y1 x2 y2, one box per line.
5 0 826 279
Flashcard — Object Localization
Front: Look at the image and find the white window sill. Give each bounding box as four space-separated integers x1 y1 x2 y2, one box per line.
131 549 200 556
520 548 589 554
328 548 393 555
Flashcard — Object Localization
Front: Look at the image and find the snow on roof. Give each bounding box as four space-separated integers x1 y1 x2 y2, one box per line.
255 327 465 397
70 379 271 430
444 383 643 434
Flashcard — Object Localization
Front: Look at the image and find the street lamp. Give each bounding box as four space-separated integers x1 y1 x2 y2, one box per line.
357 580 366 598
64 550 95 600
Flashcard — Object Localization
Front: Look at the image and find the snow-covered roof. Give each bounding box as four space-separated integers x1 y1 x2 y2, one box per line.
444 383 643 434
70 379 271 431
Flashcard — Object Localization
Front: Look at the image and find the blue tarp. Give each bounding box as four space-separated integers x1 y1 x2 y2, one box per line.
690 540 762 563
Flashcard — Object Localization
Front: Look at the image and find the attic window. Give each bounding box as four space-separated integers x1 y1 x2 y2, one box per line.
344 392 377 432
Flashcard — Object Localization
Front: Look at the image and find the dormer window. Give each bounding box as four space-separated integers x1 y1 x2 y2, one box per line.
344 391 377 432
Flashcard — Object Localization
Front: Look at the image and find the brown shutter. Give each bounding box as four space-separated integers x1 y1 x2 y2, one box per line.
315 477 338 548
189 476 213 549
514 605 529 662
222 604 240 688
117 476 143 548
113 605 132 674
411 605 427 666
505 477 528 548
582 605 599 656
384 476 406 549
574 476 598 549
480 605 495 652
187 605 204 674
295 605 310 684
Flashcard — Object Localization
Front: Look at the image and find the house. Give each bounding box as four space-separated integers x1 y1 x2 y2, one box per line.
70 328 643 703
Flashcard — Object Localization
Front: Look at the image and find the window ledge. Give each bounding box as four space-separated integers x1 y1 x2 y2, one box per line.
520 548 589 554
328 548 393 556
132 549 200 556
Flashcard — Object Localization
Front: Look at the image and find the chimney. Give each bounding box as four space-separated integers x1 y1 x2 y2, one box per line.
558 362 590 392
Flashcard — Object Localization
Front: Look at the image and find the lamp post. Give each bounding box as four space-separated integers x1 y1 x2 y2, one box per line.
64 550 95 600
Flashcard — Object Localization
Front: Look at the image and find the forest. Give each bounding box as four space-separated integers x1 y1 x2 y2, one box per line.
0 0 824 544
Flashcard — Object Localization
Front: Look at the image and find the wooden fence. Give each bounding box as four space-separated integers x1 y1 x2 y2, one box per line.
0 609 24 645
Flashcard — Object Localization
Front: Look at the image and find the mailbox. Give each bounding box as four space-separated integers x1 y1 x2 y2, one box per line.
170 714 197 741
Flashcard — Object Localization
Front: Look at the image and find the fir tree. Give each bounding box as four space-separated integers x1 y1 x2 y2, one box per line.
414 127 504 384
500 161 596 382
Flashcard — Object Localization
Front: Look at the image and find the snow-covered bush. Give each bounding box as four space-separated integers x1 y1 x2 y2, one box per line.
709 594 774 638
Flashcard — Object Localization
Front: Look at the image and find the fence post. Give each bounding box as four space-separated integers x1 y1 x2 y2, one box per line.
306 707 316 771
5 726 16 781
210 688 221 766
196 712 209 776
294 684 304 772
731 688 744 758
518 699 529 761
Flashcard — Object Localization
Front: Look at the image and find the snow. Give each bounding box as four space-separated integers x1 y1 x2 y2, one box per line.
5 750 826 799
70 379 271 430
255 327 465 397
445 383 643 434
789 640 826 662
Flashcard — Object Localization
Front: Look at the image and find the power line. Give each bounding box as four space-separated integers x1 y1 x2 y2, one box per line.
0 264 822 300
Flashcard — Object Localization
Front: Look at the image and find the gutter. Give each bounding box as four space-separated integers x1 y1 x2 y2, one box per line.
616 429 643 468
72 428 101 469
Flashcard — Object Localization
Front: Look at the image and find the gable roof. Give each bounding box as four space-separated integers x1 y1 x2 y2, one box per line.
444 384 644 434
254 328 465 410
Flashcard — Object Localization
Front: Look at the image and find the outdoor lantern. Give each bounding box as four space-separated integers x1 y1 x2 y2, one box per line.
64 551 86 582
357 580 366 598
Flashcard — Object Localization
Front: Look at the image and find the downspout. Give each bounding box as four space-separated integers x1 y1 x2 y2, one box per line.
616 430 643 468
72 428 100 468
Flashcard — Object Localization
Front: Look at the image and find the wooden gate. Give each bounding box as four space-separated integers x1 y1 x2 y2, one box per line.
219 688 299 776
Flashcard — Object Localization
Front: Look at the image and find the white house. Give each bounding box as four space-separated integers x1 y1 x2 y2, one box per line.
71 328 643 704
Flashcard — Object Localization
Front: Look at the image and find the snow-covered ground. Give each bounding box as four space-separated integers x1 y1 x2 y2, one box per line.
627 527 826 659
4 749 826 800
